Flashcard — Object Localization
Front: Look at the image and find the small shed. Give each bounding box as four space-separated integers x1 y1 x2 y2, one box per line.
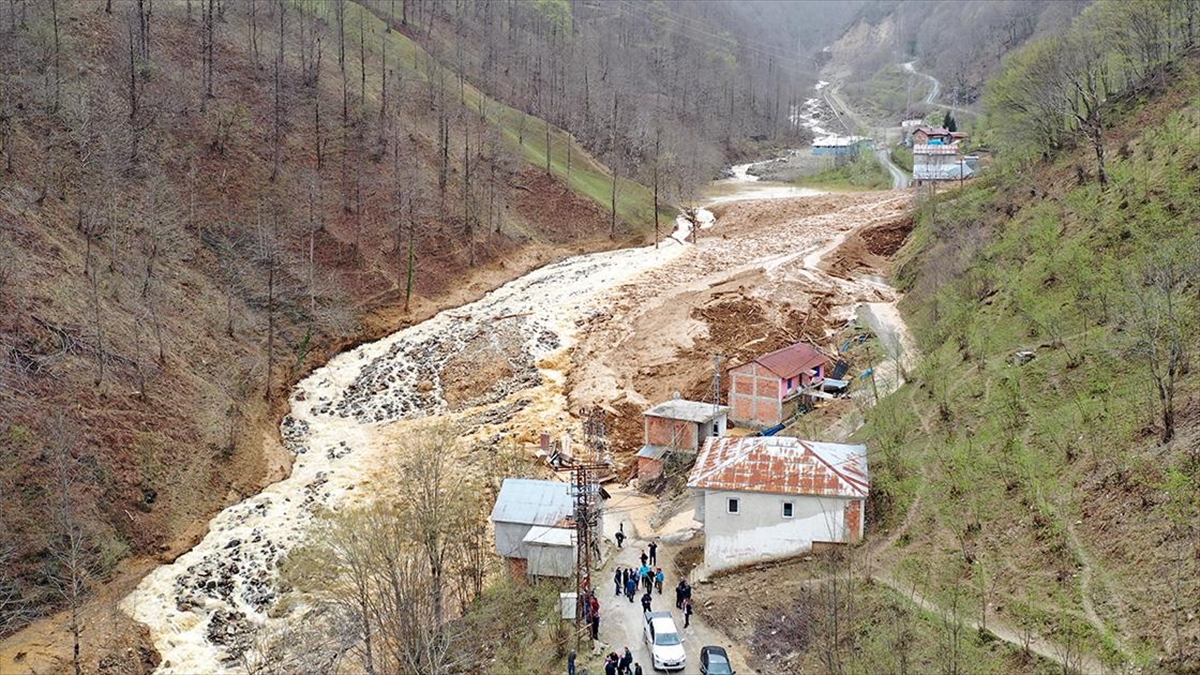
523 525 575 578
638 399 729 482
490 478 585 579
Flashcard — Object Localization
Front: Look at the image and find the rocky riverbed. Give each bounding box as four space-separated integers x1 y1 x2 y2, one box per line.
120 234 691 674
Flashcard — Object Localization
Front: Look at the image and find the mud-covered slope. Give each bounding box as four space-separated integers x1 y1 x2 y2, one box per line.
0 0 642 669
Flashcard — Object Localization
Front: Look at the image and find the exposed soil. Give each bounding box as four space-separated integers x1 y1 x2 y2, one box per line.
821 213 914 279
567 191 912 461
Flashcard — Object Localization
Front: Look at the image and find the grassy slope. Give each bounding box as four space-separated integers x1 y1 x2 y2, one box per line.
863 56 1200 670
331 0 661 233
842 63 912 121
797 151 892 191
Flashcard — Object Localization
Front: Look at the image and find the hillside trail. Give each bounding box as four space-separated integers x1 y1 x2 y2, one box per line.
873 569 1106 674
1063 516 1131 656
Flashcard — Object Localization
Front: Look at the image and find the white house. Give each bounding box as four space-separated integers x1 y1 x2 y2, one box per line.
686 436 868 574
490 478 604 579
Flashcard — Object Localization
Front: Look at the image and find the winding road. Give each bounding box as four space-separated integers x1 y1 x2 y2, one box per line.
876 147 910 189
903 60 940 105
902 60 976 118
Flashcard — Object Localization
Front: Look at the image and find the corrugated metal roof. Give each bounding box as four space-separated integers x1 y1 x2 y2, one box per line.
687 436 868 497
637 445 670 460
913 163 974 180
490 478 574 526
913 143 959 155
523 525 575 548
751 343 828 379
644 400 730 424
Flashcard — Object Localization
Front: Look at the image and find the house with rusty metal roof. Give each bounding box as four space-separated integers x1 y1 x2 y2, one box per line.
686 436 868 574
728 342 830 429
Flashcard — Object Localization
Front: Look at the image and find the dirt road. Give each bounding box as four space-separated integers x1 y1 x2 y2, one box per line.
586 488 751 675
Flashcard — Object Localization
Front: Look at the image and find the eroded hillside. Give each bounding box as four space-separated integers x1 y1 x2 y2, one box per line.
0 0 651 667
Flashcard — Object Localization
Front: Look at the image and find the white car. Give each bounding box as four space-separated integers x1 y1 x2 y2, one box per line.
643 611 686 671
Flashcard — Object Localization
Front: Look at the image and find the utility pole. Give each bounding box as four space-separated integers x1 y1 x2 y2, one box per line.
709 355 724 430
572 407 609 651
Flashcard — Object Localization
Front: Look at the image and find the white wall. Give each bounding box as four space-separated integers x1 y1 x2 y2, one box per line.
526 543 574 578
495 521 531 559
700 489 856 574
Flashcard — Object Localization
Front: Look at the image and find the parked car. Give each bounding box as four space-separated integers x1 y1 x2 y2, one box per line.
642 610 686 671
700 645 735 675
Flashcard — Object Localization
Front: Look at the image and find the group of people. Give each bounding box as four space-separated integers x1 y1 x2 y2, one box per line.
565 535 704 675
601 647 642 675
614 563 664 603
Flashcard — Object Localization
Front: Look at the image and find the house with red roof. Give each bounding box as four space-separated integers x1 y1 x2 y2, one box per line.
686 436 868 574
727 342 829 428
912 125 953 145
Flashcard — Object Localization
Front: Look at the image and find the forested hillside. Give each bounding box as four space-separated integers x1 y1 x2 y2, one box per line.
0 0 842 662
863 0 1200 669
826 0 1086 116
372 0 856 190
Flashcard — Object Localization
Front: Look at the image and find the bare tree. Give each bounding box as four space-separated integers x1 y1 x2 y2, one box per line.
1126 247 1196 444
46 414 95 675
0 519 29 636
284 423 485 675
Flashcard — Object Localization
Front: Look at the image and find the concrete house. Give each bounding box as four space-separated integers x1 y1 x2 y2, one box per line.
728 342 829 429
636 399 730 482
687 436 868 574
490 478 596 579
912 141 974 185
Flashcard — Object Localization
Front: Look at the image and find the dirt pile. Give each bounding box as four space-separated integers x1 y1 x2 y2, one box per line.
821 213 914 279
568 191 912 462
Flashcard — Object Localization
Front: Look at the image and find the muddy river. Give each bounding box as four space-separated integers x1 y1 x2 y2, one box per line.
121 82 864 673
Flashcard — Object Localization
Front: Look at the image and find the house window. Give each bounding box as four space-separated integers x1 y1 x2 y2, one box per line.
727 498 740 514
782 502 795 519
787 377 794 389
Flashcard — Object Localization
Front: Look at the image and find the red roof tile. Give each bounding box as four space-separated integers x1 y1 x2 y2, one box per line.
752 343 828 379
687 436 868 497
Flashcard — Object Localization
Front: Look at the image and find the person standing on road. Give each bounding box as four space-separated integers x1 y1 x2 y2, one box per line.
615 528 625 549
591 612 601 640
675 579 685 608
641 590 653 613
625 574 637 602
643 568 653 594
603 653 617 675
613 568 622 596
619 647 633 675
639 549 648 566
648 541 657 565
683 597 694 628
654 568 664 594
633 664 643 675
